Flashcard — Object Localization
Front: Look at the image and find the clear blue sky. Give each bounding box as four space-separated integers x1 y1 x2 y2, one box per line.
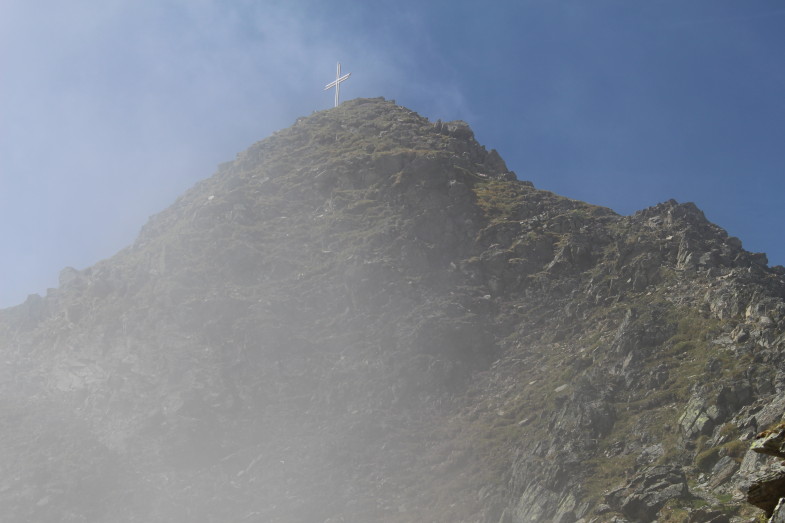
2 0 784 308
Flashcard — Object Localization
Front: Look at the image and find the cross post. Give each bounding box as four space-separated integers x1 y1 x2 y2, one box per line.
324 62 351 107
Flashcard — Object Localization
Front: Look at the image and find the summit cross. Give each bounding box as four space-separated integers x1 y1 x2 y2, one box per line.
324 62 351 107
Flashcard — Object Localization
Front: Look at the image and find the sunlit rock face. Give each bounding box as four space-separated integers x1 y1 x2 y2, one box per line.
2 97 785 522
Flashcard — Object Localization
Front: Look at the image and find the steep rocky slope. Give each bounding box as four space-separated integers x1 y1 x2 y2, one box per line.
2 97 785 522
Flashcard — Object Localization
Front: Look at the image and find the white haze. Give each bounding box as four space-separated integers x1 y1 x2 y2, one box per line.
0 0 470 308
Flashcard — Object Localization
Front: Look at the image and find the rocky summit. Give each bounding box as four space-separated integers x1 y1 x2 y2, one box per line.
2 97 785 522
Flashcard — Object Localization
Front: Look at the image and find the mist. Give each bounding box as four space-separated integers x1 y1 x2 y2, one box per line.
0 0 472 308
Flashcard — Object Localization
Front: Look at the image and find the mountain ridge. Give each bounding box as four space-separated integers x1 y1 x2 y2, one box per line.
2 97 785 522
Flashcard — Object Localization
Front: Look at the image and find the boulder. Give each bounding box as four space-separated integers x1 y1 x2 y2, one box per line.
707 455 739 490
745 460 785 516
679 395 717 439
751 424 785 458
443 120 474 140
608 466 690 521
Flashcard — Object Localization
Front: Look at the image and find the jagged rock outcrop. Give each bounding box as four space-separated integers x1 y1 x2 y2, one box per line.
746 460 785 516
2 98 785 522
737 422 785 520
751 424 785 458
606 465 690 521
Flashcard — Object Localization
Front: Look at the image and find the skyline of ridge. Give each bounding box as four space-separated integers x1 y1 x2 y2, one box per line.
1 0 784 308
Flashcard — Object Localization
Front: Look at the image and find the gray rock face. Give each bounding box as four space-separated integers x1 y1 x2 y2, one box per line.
680 394 720 439
745 460 785 516
771 498 785 523
708 455 739 489
737 420 785 519
751 425 785 458
512 483 564 522
443 120 474 140
607 466 689 521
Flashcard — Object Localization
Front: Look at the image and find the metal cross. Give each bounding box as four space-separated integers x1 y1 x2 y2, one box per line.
324 62 351 107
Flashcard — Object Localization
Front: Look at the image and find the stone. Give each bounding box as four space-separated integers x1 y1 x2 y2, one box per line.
755 395 785 429
679 395 715 439
443 120 474 140
483 148 508 174
751 425 785 458
707 455 739 490
727 236 743 250
513 483 562 522
609 466 689 521
771 498 785 523
745 460 785 516
739 447 768 477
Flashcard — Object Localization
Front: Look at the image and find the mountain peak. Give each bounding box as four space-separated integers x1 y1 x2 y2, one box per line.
1 100 784 522
233 96 513 180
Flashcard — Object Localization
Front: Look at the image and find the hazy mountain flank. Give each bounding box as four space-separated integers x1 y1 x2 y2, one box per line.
2 98 785 522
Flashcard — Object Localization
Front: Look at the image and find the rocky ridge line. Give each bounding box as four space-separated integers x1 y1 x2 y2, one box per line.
1 98 785 522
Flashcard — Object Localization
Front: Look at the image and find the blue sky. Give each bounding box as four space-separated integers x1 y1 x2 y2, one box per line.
1 0 784 308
